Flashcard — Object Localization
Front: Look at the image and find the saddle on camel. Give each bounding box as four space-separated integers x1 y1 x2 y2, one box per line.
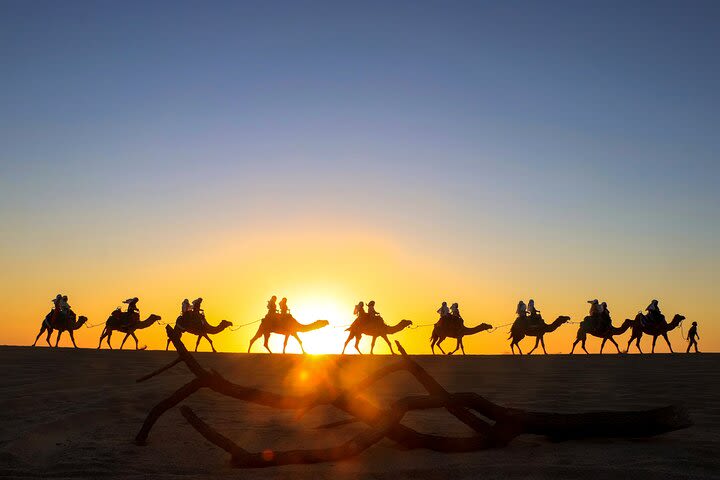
111 297 141 327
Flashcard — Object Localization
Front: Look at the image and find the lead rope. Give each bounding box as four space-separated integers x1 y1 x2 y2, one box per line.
229 319 262 331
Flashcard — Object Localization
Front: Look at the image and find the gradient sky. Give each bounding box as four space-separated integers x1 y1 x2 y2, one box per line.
1 0 718 353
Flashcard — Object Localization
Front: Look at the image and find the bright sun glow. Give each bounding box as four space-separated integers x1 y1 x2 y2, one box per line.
287 296 351 354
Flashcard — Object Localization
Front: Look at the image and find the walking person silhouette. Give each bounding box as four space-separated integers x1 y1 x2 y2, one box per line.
686 321 700 353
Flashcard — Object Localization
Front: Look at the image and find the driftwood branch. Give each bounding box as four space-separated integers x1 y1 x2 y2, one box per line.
134 325 692 467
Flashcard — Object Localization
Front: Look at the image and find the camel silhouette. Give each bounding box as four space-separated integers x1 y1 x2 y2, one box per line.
341 315 413 354
247 314 329 353
570 318 633 354
626 313 685 353
166 315 233 352
508 315 570 354
430 318 493 355
97 312 162 350
32 311 88 348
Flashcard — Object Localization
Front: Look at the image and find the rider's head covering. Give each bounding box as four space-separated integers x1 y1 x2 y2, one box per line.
652 299 658 304
451 302 459 308
692 321 697 326
528 299 535 306
193 297 202 302
441 301 447 306
357 301 364 306
280 297 287 303
270 295 277 301
62 295 68 301
368 300 375 306
601 301 607 307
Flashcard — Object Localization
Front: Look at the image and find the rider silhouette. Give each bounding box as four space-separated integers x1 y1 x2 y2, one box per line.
450 302 463 328
645 299 665 324
279 297 290 316
353 301 365 317
527 299 541 327
181 298 192 316
267 296 278 317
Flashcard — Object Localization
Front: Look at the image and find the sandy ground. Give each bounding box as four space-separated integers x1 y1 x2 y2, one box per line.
0 346 717 479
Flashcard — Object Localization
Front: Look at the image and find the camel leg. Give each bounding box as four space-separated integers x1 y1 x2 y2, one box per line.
45 327 53 346
282 335 290 354
68 328 78 348
292 333 305 354
131 332 140 349
651 335 658 353
33 322 48 346
370 336 377 354
609 337 621 353
600 338 607 354
120 333 130 350
510 341 516 355
98 327 107 349
194 335 202 352
430 337 437 354
528 337 540 355
55 330 63 347
437 339 446 355
341 333 354 354
106 330 114 349
380 335 394 355
354 335 362 354
247 328 263 353
662 333 673 353
448 339 461 355
540 336 547 354
204 334 216 353
263 333 272 354
460 338 466 355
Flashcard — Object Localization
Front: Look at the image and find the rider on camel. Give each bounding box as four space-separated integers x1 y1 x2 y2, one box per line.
353 301 365 317
267 296 278 318
437 301 450 328
279 297 290 317
645 299 665 325
516 300 527 327
192 297 209 327
450 302 463 328
181 298 192 316
123 297 140 323
600 301 612 331
527 299 542 327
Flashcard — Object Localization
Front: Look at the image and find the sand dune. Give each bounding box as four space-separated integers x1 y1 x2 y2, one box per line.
0 346 717 479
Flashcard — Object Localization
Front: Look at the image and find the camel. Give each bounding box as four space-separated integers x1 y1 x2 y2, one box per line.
247 314 329 354
97 312 162 350
570 318 633 354
508 315 570 354
166 314 233 353
32 311 89 348
626 313 685 353
430 318 493 355
341 315 413 355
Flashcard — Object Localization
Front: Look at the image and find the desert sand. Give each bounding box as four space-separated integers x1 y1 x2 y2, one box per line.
0 346 716 479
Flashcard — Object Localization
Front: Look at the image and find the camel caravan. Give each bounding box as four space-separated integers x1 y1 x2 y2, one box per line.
32 293 699 354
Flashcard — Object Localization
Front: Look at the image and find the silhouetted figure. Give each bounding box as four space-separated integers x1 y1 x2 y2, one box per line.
267 296 278 318
98 312 161 350
527 299 543 328
449 302 463 329
123 297 140 324
181 298 192 315
599 301 612 332
509 315 571 354
279 297 290 316
686 321 700 353
437 301 450 319
645 299 666 325
353 301 365 318
367 300 380 317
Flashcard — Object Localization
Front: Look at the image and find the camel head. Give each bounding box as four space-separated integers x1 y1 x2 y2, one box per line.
77 315 88 327
397 319 413 330
315 319 330 328
148 314 161 322
480 322 492 330
555 315 571 325
219 320 233 330
670 314 686 326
